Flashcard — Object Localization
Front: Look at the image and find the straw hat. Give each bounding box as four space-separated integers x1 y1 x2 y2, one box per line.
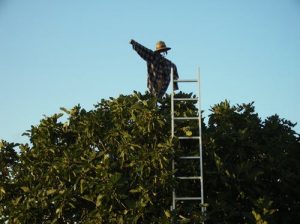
155 41 171 53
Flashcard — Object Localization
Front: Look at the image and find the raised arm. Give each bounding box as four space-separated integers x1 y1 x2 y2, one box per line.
130 39 155 62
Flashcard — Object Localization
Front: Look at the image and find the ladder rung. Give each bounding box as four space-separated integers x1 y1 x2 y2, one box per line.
174 79 198 83
173 98 199 101
177 176 202 180
174 117 199 120
179 156 201 159
175 197 202 201
178 136 200 140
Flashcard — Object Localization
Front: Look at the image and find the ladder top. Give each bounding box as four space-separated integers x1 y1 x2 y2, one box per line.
173 97 199 101
174 79 198 83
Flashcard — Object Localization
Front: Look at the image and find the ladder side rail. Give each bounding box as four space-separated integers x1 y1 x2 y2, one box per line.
198 68 205 212
171 67 175 138
170 67 176 211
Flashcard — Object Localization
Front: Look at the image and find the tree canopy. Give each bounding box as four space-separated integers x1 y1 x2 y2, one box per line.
1 92 299 223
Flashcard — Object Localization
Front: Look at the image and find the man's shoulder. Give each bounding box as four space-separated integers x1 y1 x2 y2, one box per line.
163 57 176 67
154 54 170 62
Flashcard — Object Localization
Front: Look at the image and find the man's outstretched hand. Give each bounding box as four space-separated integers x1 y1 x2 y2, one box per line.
129 39 134 44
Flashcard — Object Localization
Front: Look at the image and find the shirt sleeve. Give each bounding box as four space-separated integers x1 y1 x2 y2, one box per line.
131 40 155 63
172 64 179 90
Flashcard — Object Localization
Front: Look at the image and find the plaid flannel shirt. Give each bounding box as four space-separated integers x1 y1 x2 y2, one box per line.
131 40 179 98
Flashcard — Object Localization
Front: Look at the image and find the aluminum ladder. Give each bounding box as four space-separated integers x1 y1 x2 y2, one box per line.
170 68 205 221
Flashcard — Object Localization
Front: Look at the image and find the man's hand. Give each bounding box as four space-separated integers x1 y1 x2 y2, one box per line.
129 39 134 44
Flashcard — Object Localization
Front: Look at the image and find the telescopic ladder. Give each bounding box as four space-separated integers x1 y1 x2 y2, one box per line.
170 68 205 221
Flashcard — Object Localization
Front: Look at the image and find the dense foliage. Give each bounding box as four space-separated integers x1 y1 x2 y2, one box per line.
1 92 299 223
204 101 300 223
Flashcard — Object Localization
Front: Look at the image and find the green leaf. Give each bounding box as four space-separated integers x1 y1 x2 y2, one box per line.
185 130 193 136
12 196 22 206
164 210 171 218
129 186 143 194
80 179 85 194
47 189 57 195
0 187 5 194
96 194 103 207
110 172 121 184
21 186 30 192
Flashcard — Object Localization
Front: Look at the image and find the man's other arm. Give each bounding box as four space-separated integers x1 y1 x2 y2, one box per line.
130 39 155 62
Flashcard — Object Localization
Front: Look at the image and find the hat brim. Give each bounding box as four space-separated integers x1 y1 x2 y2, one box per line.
155 47 171 53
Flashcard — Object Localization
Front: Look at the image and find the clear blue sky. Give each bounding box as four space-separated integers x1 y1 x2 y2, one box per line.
0 0 299 143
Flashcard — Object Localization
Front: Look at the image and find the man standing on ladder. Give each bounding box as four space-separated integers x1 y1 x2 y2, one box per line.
130 39 179 98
